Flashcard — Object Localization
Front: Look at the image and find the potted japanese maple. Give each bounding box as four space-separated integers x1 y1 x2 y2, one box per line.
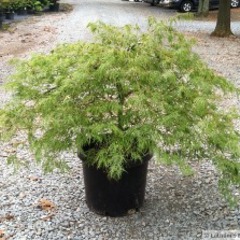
4 0 15 20
49 0 59 11
0 0 9 22
0 18 239 216
5 9 14 19
11 0 28 15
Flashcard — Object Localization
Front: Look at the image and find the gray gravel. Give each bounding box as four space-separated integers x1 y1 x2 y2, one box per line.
0 0 240 239
176 20 240 37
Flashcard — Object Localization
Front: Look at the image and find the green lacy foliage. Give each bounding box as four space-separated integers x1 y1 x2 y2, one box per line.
0 19 239 195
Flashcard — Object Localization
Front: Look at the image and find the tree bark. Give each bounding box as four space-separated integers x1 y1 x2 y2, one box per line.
211 0 233 37
197 0 209 17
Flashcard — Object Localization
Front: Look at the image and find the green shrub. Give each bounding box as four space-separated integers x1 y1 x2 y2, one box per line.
0 0 13 11
0 0 50 12
27 0 47 12
10 0 28 11
0 18 239 201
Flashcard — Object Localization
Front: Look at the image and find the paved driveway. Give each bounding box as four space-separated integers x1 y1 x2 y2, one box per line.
56 0 240 44
56 0 176 43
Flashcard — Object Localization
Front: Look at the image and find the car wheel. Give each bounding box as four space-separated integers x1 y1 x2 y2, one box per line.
151 0 159 6
179 0 193 12
231 0 239 8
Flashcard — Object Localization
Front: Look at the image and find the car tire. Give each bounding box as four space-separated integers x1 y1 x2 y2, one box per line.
179 0 194 12
151 0 159 6
231 0 239 8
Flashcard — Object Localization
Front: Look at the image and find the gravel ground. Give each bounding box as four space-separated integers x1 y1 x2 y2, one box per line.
0 1 240 239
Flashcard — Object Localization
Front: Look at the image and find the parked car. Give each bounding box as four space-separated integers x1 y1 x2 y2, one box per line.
143 0 239 12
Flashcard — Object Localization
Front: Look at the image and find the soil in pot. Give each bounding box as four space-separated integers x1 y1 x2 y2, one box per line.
81 153 151 217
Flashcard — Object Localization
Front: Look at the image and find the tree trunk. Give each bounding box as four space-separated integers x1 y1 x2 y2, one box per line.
197 0 209 17
211 0 233 37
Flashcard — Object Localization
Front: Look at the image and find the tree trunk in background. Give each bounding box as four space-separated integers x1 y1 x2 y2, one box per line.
197 0 209 17
211 0 233 37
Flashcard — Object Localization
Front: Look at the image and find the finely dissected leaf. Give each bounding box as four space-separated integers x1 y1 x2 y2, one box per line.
0 18 239 202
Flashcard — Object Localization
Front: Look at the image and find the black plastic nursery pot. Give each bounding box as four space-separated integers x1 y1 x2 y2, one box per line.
0 13 4 21
0 13 4 28
81 153 151 217
17 8 27 15
27 9 35 14
5 12 14 20
0 14 3 29
49 3 60 12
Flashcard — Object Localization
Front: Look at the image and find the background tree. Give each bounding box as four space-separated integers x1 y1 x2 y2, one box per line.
197 0 209 17
211 0 233 37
